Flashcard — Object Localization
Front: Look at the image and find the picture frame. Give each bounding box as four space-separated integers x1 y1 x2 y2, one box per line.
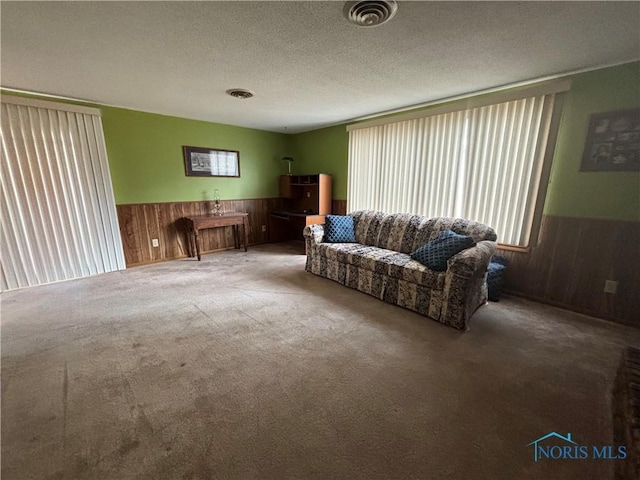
183 146 240 177
580 108 640 172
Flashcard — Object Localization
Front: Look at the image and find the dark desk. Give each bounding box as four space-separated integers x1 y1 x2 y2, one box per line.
184 213 249 261
269 211 325 243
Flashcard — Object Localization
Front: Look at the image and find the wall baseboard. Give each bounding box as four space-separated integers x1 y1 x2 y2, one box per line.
501 290 638 328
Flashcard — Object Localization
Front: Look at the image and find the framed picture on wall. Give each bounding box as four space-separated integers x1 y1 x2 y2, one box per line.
183 146 240 177
580 108 640 171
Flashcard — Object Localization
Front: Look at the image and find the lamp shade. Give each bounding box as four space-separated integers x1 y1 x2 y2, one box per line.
281 156 294 174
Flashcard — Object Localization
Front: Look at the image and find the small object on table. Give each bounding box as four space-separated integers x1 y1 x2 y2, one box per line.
184 213 249 261
212 189 223 216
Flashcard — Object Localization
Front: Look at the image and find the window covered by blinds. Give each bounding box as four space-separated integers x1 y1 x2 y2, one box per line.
1 96 125 290
347 90 564 247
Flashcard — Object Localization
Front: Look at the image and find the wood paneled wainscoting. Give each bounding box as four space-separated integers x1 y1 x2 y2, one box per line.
332 199 347 215
117 198 283 267
496 215 639 327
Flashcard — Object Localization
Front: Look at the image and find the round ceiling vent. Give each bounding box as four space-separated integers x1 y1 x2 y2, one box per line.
344 0 398 27
226 88 254 99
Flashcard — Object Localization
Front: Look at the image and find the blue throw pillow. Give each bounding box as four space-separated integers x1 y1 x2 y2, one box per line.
324 215 356 243
410 229 476 271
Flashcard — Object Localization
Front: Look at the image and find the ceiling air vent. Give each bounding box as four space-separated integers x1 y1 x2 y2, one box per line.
344 0 398 27
226 89 254 100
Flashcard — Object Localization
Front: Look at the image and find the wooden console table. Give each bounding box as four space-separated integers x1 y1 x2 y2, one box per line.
184 213 249 261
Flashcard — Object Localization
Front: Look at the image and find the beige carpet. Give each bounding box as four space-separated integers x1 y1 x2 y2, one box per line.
2 242 638 480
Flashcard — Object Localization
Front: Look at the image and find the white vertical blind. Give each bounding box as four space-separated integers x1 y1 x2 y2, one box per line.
1 96 125 290
347 92 558 247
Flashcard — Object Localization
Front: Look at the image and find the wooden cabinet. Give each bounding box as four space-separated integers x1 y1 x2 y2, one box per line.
279 174 332 215
270 174 332 243
279 175 295 199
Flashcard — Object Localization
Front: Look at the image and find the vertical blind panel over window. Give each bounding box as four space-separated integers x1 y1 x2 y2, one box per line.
347 93 555 247
1 98 125 290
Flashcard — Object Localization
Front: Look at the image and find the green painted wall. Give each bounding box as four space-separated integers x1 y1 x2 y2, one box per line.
292 62 640 221
100 107 290 204
290 125 349 199
545 62 639 219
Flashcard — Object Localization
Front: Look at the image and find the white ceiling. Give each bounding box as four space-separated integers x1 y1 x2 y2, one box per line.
1 1 638 133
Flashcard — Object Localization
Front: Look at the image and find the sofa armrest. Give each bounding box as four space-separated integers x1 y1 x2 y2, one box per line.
303 224 325 246
446 240 497 278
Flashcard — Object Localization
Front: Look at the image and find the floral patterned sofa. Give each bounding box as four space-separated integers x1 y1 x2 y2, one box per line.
303 210 497 330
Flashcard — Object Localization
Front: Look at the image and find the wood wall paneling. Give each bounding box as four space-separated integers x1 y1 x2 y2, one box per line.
332 199 347 215
117 199 280 267
497 215 640 327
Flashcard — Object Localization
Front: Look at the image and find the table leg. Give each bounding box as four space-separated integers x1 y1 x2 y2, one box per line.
233 225 240 249
194 228 201 261
184 219 193 257
189 229 195 257
243 217 248 252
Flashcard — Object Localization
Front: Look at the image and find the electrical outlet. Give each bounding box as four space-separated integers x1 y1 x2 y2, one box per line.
603 280 618 294
306 191 311 198
152 238 159 247
261 225 267 232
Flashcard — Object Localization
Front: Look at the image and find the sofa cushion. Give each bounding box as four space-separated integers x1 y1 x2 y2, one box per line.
388 254 445 290
345 245 385 271
414 217 498 251
411 229 476 271
316 243 361 262
352 210 386 247
351 211 497 253
376 213 428 254
320 243 444 289
324 215 356 243
351 210 433 254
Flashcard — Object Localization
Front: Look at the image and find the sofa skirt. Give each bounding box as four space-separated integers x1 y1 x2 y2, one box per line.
307 254 445 324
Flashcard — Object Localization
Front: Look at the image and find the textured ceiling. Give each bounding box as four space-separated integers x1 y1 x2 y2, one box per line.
1 1 638 133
